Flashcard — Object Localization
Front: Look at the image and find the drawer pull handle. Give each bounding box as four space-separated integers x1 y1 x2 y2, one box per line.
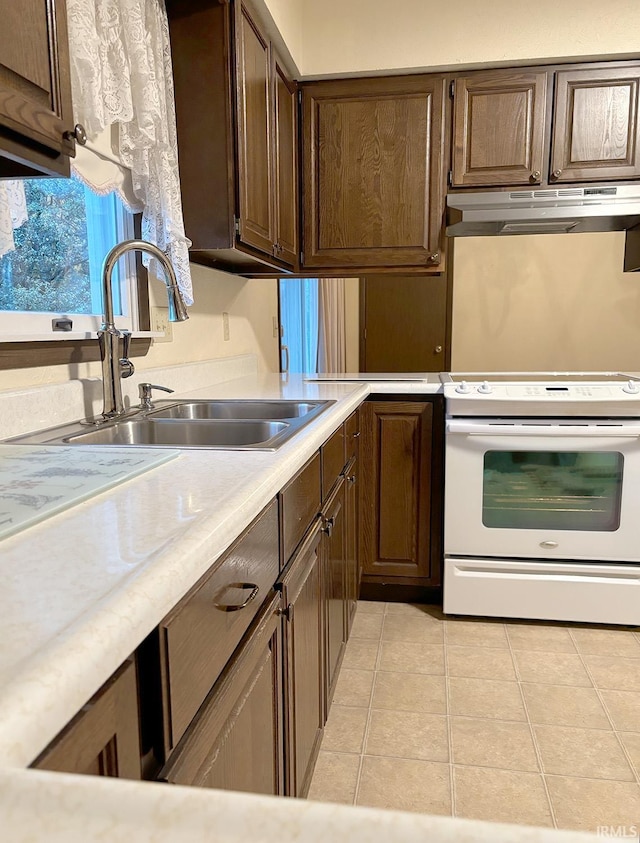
213 582 259 612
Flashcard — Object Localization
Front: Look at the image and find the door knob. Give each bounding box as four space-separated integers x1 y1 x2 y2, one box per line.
434 345 443 354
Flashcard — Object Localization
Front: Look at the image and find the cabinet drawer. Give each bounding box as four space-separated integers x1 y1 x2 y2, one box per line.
321 424 346 500
160 499 279 750
160 590 283 793
345 409 361 464
280 452 321 562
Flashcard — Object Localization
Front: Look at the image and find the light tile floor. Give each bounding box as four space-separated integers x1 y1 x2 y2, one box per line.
307 602 640 834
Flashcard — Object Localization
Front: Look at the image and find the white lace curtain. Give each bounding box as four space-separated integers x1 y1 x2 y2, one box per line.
0 181 28 260
66 0 193 304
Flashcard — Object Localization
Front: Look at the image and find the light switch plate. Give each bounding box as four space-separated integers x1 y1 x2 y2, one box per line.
151 306 172 342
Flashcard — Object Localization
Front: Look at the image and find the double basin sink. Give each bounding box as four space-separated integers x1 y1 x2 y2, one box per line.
10 399 335 451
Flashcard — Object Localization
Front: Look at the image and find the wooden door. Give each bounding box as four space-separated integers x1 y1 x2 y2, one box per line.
360 274 450 372
235 2 274 256
322 479 346 709
160 593 284 796
451 70 548 187
33 660 141 779
279 521 324 797
551 66 640 183
360 401 433 581
273 52 298 267
302 75 446 270
0 0 74 176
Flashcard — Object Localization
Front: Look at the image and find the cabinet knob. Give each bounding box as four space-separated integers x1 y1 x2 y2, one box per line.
427 252 440 265
434 345 443 354
551 169 563 180
347 475 356 485
530 170 541 182
322 515 336 537
64 123 87 145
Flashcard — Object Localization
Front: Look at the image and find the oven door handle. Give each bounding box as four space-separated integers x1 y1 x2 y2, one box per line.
446 421 640 437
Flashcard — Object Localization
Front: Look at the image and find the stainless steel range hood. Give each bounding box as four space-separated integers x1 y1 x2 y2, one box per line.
446 185 640 237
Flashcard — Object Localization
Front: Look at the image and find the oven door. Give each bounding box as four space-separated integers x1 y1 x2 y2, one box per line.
445 418 640 562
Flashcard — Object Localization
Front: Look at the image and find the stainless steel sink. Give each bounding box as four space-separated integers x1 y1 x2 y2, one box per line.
146 400 322 421
6 399 336 451
62 419 289 448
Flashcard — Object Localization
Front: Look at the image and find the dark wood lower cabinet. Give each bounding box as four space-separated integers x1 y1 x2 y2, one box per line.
322 478 346 710
32 659 141 779
160 591 283 794
360 397 443 587
344 456 359 632
278 520 324 797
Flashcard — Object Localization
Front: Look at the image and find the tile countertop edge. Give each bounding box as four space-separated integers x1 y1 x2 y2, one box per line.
0 767 599 843
0 380 368 770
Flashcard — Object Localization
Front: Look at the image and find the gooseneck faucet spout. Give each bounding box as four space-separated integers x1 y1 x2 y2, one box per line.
98 239 189 420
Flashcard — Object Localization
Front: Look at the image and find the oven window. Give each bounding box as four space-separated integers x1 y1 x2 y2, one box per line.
482 451 623 531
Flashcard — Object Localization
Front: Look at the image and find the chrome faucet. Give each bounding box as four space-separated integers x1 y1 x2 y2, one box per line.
98 239 189 420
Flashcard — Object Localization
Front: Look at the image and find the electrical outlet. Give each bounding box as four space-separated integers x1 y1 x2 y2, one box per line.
222 311 230 341
151 306 172 342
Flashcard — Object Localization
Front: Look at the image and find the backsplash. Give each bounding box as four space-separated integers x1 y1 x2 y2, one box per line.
0 354 258 440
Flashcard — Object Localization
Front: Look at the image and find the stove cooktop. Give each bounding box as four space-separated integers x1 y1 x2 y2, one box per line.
443 372 640 416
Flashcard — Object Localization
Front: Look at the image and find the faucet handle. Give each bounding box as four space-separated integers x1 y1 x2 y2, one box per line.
119 331 135 379
138 382 174 410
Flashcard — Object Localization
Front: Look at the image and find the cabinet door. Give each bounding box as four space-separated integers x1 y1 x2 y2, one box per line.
161 592 283 795
32 660 140 779
344 456 359 632
452 70 548 187
302 75 446 270
279 521 323 797
273 52 298 267
235 1 274 256
551 66 640 183
0 0 74 175
360 401 433 580
322 479 346 709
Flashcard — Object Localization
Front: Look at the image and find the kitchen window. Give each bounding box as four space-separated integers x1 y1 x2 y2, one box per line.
0 177 138 339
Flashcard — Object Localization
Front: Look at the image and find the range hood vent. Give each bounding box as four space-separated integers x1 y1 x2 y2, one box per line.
446 185 640 238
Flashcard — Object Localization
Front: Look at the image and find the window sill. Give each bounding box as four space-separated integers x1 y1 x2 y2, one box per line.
0 331 163 343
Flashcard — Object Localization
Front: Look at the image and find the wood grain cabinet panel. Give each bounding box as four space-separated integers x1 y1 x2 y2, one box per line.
235 2 274 256
551 66 640 183
360 400 434 581
160 592 283 795
302 75 447 271
160 500 279 753
0 0 75 176
278 521 324 797
452 70 548 187
32 660 141 779
280 452 321 563
167 0 297 273
322 479 346 710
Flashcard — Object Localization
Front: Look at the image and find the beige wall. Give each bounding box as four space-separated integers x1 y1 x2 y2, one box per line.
451 233 640 372
290 0 640 77
0 266 280 392
262 0 303 70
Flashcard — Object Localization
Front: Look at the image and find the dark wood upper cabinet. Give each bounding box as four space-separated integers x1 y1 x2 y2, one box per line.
166 0 297 275
451 70 548 187
0 0 75 177
273 53 299 266
551 66 640 183
301 75 447 272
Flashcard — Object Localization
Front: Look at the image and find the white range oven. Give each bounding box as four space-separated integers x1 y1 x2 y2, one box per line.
443 372 640 625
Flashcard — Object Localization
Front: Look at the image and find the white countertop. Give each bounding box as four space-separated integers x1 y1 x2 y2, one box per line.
0 366 597 842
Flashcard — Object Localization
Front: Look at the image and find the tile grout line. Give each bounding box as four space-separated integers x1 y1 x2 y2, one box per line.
352 600 387 806
505 624 559 829
566 627 640 788
442 619 456 819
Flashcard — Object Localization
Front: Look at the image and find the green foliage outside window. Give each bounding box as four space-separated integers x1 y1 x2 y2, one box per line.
0 179 95 314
